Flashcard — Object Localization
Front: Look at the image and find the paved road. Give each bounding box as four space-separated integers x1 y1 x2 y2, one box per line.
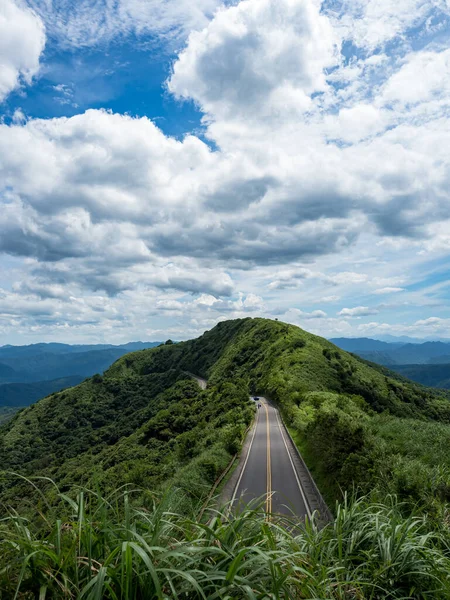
231 398 311 518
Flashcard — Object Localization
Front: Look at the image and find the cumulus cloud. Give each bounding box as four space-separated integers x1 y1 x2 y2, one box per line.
0 0 45 101
169 0 339 121
382 49 450 107
1 0 450 340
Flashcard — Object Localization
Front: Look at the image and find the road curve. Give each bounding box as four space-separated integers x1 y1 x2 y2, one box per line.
231 398 311 519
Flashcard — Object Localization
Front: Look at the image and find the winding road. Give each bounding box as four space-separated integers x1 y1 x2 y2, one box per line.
231 398 312 519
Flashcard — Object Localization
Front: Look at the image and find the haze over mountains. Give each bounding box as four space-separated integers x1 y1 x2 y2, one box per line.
331 337 450 389
0 341 161 411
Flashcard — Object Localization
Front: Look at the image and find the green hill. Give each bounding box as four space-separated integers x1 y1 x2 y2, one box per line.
1 318 450 515
2 318 450 598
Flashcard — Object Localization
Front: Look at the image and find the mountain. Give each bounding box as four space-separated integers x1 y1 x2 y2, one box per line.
0 342 162 383
0 362 20 383
0 376 84 407
2 317 450 598
389 363 450 389
374 334 441 344
1 318 450 514
388 341 450 364
428 354 450 364
329 337 404 352
331 337 450 365
351 350 398 365
0 341 161 358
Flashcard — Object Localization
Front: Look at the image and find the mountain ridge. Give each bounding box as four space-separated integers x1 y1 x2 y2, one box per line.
1 318 450 514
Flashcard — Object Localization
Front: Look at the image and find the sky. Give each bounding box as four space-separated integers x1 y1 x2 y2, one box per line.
1 0 450 344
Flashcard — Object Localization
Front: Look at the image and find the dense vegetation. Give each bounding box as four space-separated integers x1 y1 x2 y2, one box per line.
3 318 450 513
2 485 449 599
1 318 450 597
0 360 253 511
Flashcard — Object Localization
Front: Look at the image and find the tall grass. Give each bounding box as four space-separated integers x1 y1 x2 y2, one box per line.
1 481 449 599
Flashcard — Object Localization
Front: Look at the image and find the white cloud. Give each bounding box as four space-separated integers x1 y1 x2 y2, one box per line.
290 308 328 319
1 0 450 341
323 104 389 144
338 306 380 317
0 0 45 101
169 0 339 122
382 49 450 107
373 287 404 294
26 0 221 48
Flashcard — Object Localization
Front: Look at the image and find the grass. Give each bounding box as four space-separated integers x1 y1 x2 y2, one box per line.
1 480 449 599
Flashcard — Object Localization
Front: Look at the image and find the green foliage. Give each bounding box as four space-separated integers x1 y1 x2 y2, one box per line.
1 484 449 599
2 316 450 596
0 366 252 510
2 316 450 517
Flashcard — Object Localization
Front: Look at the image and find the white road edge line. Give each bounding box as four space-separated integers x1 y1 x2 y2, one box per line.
230 402 260 508
275 409 312 519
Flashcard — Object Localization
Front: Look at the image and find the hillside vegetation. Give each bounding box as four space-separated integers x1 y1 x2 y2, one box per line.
1 318 450 597
0 361 252 511
2 318 450 512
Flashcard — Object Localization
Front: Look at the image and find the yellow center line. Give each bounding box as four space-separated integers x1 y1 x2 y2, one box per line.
264 402 272 516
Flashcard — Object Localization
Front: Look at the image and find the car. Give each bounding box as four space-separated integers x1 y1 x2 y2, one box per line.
253 396 259 401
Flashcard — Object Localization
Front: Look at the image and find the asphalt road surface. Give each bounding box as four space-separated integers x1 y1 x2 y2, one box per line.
231 398 311 519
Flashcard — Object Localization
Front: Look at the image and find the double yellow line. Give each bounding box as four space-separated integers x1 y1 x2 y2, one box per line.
263 403 272 516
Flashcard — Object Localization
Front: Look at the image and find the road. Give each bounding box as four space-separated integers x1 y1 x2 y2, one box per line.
231 398 311 519
190 374 318 520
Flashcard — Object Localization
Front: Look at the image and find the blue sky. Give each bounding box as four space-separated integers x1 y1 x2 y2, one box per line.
2 37 205 138
1 0 450 344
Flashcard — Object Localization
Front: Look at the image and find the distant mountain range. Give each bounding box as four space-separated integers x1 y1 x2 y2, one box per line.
0 341 162 384
0 341 162 417
0 376 84 407
330 337 450 389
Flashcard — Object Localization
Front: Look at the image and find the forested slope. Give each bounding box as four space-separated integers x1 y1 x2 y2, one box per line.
0 355 252 509
2 318 450 598
1 317 450 515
